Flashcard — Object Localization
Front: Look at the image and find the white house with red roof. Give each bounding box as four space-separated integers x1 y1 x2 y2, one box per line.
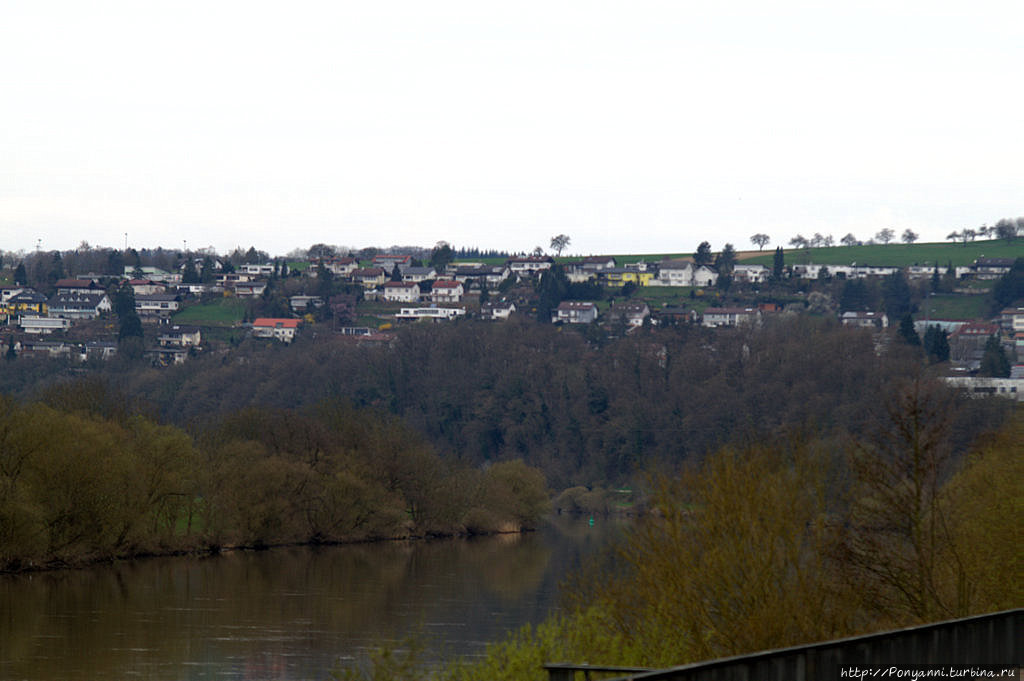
431 280 464 303
252 318 301 342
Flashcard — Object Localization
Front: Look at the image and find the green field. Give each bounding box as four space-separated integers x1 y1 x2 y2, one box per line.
916 294 991 321
464 240 1020 270
172 298 246 326
740 240 1022 267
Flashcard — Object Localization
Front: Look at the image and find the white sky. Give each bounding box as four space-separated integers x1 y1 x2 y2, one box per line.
2 1 1023 257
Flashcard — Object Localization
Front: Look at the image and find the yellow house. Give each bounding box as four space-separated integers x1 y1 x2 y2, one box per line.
602 268 656 287
2 289 48 316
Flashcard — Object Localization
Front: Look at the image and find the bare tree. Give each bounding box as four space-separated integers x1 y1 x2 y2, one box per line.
841 233 858 247
946 231 960 244
789 235 809 249
823 234 835 247
549 234 571 257
901 229 919 244
841 380 969 622
749 233 770 251
875 228 895 245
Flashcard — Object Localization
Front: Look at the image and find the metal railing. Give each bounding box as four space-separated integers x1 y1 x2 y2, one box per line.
545 609 1021 681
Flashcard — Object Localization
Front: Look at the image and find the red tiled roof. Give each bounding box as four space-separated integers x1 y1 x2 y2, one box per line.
252 318 300 328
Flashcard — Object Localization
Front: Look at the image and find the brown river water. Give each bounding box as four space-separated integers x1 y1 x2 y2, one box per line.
0 516 625 680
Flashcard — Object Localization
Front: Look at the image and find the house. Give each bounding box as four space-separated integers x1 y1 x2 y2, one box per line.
351 267 387 289
841 311 889 329
480 301 516 320
372 254 413 269
18 315 71 334
54 278 102 295
791 264 828 279
507 256 554 275
312 256 358 277
179 283 218 295
251 317 301 342
942 377 1024 402
84 340 118 360
452 265 510 287
233 281 268 297
18 338 75 357
129 279 167 296
999 306 1024 334
601 267 656 288
135 294 181 319
399 266 437 283
382 281 421 303
732 264 769 284
431 280 464 303
158 325 202 347
906 265 951 280
579 256 617 271
565 257 616 283
215 272 257 286
970 257 1014 278
47 292 112 320
656 260 694 287
702 307 759 327
652 306 697 325
123 266 173 282
5 290 48 316
289 295 324 312
850 265 899 279
608 300 651 327
147 346 190 366
0 286 25 304
554 301 598 324
949 322 1001 368
237 263 276 276
692 265 719 287
395 306 466 321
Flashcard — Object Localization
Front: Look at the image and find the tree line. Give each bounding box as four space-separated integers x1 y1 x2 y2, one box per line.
0 385 549 572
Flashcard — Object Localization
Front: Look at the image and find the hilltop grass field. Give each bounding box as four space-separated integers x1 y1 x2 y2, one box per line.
456 240 1020 269
734 240 1021 267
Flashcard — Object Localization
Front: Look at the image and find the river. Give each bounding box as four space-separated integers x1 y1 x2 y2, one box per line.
0 515 626 680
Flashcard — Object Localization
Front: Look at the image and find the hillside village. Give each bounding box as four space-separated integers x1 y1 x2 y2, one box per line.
1 243 1022 400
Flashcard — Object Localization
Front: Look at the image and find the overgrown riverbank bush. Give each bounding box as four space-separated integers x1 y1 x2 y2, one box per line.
0 397 549 572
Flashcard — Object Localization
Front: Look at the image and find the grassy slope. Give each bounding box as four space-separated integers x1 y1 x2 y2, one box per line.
918 294 991 321
172 298 246 326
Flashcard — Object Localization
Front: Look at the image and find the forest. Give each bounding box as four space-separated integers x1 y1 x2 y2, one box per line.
1 314 1017 562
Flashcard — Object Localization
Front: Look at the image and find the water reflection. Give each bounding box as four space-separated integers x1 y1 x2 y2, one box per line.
0 516 626 680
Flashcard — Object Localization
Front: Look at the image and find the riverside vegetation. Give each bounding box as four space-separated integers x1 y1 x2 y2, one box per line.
0 392 549 570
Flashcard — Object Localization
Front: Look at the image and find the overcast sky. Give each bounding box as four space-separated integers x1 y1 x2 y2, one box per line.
2 1 1022 258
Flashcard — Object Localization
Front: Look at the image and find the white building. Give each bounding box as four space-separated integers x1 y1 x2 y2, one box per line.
554 301 598 324
19 316 71 334
382 281 421 303
395 306 466 321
